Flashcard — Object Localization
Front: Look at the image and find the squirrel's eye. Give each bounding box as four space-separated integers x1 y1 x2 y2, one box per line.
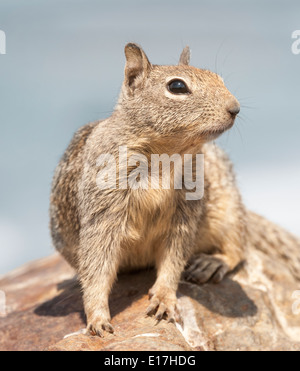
167 79 190 95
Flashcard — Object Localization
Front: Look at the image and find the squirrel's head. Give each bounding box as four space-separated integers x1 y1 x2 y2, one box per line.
118 43 240 147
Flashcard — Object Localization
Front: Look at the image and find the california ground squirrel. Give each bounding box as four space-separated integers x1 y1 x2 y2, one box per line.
50 43 300 337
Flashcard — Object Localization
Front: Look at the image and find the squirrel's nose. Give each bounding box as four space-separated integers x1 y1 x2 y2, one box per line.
226 98 240 117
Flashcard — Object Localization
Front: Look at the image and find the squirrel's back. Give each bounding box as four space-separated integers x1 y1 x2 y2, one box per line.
50 121 99 267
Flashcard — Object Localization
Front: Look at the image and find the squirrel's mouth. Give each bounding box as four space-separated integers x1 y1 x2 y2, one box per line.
202 120 235 141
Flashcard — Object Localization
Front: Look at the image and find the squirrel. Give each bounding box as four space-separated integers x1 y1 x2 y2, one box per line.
50 43 300 337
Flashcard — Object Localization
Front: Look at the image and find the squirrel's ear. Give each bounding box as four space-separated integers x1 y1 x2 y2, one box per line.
179 46 190 66
124 43 152 92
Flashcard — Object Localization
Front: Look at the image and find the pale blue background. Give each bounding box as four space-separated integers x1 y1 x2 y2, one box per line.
0 0 299 274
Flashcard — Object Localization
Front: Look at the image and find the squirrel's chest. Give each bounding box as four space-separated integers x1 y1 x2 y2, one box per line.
130 188 176 235
119 189 176 269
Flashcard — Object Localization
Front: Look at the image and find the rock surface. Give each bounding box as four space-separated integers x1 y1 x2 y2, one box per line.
0 243 300 351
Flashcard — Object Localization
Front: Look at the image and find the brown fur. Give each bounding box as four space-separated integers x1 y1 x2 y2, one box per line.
50 43 299 336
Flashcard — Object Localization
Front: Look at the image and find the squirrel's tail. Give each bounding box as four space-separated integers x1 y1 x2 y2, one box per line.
246 210 300 281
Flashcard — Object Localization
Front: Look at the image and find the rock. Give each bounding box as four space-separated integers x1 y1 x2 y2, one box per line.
0 243 300 351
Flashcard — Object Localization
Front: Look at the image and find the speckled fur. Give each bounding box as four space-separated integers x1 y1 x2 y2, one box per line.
50 43 299 336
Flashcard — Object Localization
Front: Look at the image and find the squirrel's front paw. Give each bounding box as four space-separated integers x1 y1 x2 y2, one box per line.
146 286 182 325
87 313 114 337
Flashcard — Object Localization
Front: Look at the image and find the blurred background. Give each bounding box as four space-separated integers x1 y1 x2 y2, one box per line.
0 0 299 275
